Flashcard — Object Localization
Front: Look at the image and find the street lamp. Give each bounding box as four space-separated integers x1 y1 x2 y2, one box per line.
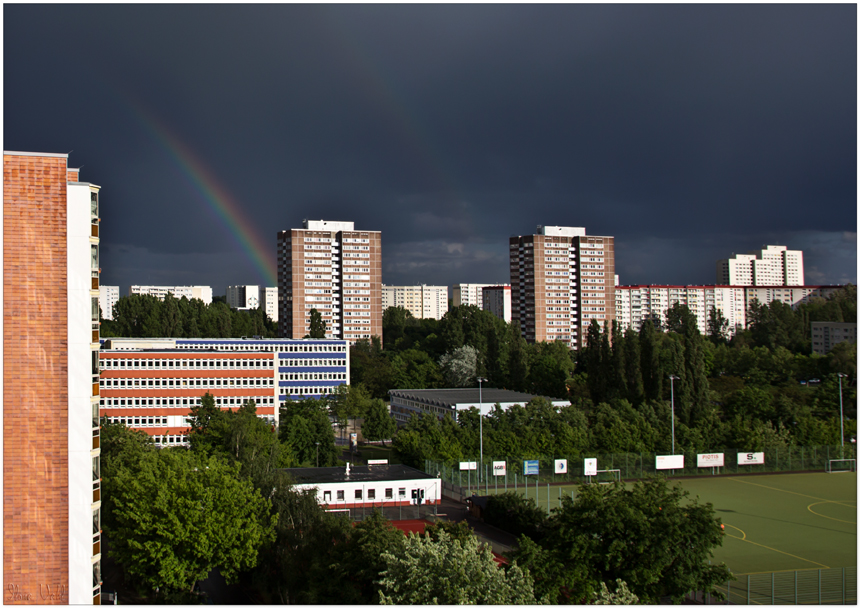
477 377 487 483
668 375 679 455
837 373 847 453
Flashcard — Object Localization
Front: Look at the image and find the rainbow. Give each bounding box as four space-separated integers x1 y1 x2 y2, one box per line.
126 101 277 286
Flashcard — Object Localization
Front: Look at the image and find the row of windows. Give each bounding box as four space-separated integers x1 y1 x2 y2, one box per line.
101 358 272 369
281 373 346 381
101 396 276 407
281 385 342 395
173 343 346 353
323 487 406 502
101 377 274 388
280 358 345 367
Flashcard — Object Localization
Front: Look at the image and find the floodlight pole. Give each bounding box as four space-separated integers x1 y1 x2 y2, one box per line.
837 373 847 453
477 377 487 484
315 442 320 468
668 375 679 455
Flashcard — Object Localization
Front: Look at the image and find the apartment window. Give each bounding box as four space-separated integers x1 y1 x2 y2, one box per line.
337 490 344 501
385 488 393 499
323 491 332 502
398 488 406 498
368 489 376 500
355 489 363 501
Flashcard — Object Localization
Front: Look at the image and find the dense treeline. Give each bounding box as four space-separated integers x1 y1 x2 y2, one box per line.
374 287 857 465
100 293 277 339
100 402 538 604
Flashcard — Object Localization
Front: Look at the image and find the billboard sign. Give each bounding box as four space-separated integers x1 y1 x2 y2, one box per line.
584 458 598 476
459 461 477 471
523 460 539 476
738 452 765 466
696 453 724 468
554 459 568 474
656 454 685 470
367 459 389 465
493 461 507 476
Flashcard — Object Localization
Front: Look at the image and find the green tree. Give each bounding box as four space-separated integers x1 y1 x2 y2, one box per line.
335 510 406 603
279 398 339 466
377 530 540 605
482 492 547 541
439 344 478 387
362 398 397 446
510 477 730 603
591 579 640 605
108 449 277 596
306 308 327 339
99 419 157 530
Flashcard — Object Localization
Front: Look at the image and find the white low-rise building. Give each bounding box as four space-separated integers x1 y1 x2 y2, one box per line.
284 464 441 510
129 284 213 304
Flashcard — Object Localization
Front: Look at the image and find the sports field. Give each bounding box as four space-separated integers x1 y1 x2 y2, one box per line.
474 472 856 575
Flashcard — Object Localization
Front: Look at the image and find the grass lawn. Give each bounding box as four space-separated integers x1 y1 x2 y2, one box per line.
473 472 856 575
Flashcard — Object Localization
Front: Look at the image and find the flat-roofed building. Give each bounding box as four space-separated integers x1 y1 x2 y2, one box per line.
510 225 615 349
226 284 260 310
283 464 441 511
382 284 449 320
482 284 512 323
278 219 381 343
99 284 120 320
717 245 804 286
388 388 570 424
129 284 213 304
100 337 349 446
811 322 857 355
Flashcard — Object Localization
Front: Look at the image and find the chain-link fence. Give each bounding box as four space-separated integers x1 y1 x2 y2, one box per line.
327 503 439 523
425 445 857 488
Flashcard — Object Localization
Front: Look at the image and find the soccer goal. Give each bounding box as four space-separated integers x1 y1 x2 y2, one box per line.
593 469 621 484
826 459 856 473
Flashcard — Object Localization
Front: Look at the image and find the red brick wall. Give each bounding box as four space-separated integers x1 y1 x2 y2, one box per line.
3 153 70 604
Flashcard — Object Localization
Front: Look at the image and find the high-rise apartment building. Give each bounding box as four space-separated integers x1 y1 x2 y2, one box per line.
99 285 120 321
3 151 102 604
482 285 512 323
381 285 448 320
452 284 495 307
226 284 260 309
129 285 213 304
261 287 278 323
278 220 381 343
510 226 615 349
717 245 804 286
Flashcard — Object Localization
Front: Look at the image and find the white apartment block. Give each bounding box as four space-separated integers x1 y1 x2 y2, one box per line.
717 245 804 286
226 284 260 309
278 220 382 343
261 287 278 323
615 284 844 337
382 284 449 320
453 283 496 307
811 322 857 355
482 284 512 323
129 284 213 305
510 226 615 349
99 285 119 320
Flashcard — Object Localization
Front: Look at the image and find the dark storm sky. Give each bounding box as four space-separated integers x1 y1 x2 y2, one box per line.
4 4 857 296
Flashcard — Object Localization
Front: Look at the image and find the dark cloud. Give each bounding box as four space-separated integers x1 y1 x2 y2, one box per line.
4 4 855 296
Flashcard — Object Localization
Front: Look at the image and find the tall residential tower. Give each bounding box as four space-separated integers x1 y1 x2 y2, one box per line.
510 225 615 349
278 220 381 343
3 151 103 604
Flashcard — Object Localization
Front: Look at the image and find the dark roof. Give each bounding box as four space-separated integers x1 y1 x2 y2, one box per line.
280 464 435 484
388 388 561 409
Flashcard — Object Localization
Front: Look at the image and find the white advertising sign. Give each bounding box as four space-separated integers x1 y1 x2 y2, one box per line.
696 453 724 468
493 461 507 476
738 452 765 466
555 459 568 474
584 458 598 476
459 461 477 471
367 459 389 465
656 454 685 470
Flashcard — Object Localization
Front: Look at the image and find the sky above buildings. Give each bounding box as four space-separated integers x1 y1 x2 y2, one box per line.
4 4 857 296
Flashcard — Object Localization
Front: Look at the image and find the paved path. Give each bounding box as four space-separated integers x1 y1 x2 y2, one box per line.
433 496 520 556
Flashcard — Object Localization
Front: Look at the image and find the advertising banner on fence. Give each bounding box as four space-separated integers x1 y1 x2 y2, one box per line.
493 461 507 476
555 459 568 474
367 459 389 465
738 452 765 466
459 461 477 471
696 453 724 468
656 454 685 470
584 458 598 476
523 460 539 475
